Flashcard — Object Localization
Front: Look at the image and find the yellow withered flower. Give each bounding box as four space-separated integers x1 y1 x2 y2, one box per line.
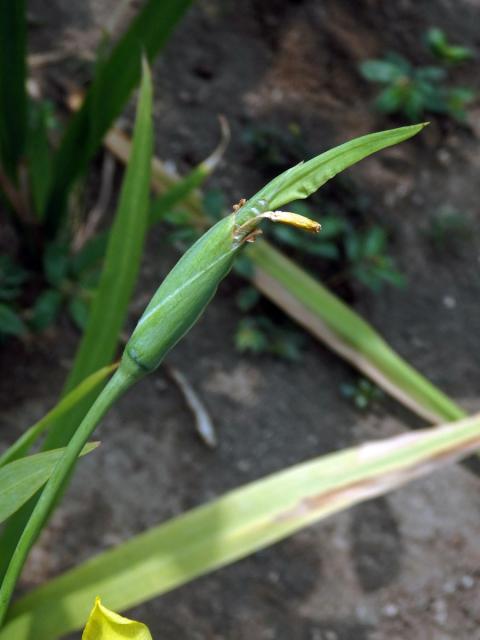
82 598 152 640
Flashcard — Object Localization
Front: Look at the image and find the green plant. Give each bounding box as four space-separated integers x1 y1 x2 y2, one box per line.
229 190 404 359
0 61 477 638
2 116 477 640
0 123 431 627
343 224 406 291
0 443 98 525
426 27 474 64
0 256 28 340
235 314 305 361
1 4 476 635
360 44 475 122
341 377 384 410
0 0 192 343
4 411 480 639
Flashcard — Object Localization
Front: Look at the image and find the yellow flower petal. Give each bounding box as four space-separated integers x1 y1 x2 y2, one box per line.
82 598 153 640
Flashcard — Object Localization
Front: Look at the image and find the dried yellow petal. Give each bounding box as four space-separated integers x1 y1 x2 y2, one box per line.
261 210 321 232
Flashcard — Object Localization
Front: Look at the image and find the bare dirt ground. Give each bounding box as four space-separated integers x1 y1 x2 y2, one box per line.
2 1 480 638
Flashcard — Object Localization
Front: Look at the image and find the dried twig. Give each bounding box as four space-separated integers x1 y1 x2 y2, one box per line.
165 364 217 448
27 50 73 69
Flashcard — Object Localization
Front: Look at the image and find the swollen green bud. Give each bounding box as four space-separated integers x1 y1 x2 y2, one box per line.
119 122 425 383
121 213 239 380
120 201 320 381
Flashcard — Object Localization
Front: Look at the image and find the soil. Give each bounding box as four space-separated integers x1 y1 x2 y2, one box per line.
2 0 480 638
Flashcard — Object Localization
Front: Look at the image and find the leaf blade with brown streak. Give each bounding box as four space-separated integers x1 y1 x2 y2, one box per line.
4 412 480 640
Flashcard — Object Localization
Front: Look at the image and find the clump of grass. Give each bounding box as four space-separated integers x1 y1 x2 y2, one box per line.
0 0 192 343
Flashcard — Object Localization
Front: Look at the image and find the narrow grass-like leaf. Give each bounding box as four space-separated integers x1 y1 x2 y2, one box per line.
0 62 153 586
73 119 227 280
149 117 229 226
0 0 27 180
149 164 209 226
43 61 154 451
248 240 465 423
4 412 480 640
250 123 427 210
0 364 117 468
0 443 98 526
106 126 210 228
44 0 192 235
26 103 54 220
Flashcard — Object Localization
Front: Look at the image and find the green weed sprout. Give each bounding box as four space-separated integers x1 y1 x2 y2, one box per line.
360 49 475 122
426 28 474 64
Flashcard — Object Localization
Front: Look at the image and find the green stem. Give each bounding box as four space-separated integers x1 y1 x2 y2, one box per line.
0 367 135 625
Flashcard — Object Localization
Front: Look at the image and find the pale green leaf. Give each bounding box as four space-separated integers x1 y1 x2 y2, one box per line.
0 364 117 468
4 412 480 640
0 443 98 525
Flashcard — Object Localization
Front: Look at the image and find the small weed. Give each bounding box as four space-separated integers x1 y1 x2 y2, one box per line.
235 315 305 361
341 377 384 410
344 225 406 292
426 28 474 65
360 30 476 123
266 201 405 293
234 285 305 360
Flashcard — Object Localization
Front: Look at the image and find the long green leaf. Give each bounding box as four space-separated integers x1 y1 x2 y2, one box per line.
250 123 427 210
0 364 117 468
0 443 98 526
26 102 54 220
0 0 27 180
149 117 229 227
85 118 227 259
44 0 192 236
4 412 480 640
43 61 154 450
0 61 154 584
248 240 465 423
